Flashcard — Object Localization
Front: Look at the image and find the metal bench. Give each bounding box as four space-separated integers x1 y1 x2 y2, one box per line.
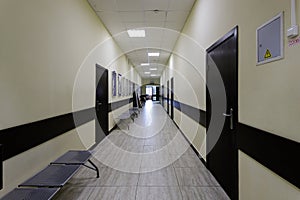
1 188 59 200
19 165 80 188
117 111 135 130
50 150 99 178
129 107 140 118
1 150 99 200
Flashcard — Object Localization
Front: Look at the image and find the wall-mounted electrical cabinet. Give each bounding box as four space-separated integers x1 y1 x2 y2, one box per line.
257 12 284 65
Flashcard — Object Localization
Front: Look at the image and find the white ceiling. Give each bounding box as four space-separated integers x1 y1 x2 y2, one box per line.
88 0 196 78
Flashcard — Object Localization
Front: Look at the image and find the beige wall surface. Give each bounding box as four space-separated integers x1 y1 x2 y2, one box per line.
0 0 140 196
161 55 205 158
0 0 107 129
161 0 300 198
184 0 300 143
239 151 300 200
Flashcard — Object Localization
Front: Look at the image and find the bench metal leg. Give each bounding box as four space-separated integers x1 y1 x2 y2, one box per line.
84 159 99 178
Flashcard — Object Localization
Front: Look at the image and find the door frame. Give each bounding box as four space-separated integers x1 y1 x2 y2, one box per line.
206 26 239 200
161 85 165 107
170 77 174 120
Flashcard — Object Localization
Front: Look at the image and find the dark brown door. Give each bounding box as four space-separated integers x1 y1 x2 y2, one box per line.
161 85 165 106
151 87 155 101
95 64 108 143
170 78 174 120
156 86 160 101
206 27 238 200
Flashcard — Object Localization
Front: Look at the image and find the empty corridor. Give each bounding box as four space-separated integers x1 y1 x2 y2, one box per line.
53 101 229 200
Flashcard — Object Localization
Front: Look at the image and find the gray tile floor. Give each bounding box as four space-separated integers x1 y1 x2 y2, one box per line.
53 101 230 200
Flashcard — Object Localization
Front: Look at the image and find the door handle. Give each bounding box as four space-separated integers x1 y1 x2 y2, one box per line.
96 102 102 111
223 108 234 130
223 113 232 117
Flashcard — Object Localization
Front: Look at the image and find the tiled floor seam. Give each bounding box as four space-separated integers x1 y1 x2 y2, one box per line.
173 165 184 199
134 185 139 200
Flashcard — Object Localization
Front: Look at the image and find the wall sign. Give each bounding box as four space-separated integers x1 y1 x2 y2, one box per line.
288 36 300 47
118 74 122 96
257 12 284 65
112 71 116 96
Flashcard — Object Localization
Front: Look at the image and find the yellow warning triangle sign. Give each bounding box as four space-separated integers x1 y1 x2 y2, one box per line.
264 49 272 59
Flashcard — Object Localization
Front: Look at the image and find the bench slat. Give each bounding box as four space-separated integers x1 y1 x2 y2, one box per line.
19 165 80 187
51 150 91 165
1 188 59 200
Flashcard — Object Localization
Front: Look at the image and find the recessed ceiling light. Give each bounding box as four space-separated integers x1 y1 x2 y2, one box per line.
144 72 150 74
150 74 158 77
148 52 160 57
150 68 157 71
141 63 150 66
127 29 145 37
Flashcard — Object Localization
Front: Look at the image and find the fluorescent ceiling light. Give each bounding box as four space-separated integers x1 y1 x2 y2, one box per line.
144 72 150 74
141 63 150 66
127 29 145 37
148 52 160 57
150 68 157 71
150 74 158 77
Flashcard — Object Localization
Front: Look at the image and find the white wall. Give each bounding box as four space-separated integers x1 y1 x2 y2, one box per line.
161 52 206 156
161 0 300 199
0 0 140 196
140 78 160 95
142 78 160 85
